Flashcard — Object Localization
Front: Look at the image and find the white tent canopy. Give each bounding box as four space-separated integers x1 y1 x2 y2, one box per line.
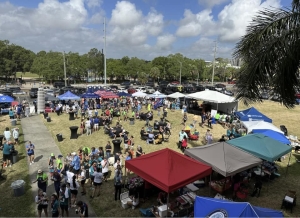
167 92 186 98
186 90 235 103
132 91 147 97
148 91 167 98
242 121 283 134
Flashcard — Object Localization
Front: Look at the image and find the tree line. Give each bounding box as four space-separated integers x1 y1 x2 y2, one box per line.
0 40 239 83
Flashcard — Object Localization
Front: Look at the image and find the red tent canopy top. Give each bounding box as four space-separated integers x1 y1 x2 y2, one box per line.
125 148 212 193
94 90 119 99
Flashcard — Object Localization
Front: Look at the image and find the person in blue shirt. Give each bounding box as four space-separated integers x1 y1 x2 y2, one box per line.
70 152 81 178
93 117 99 131
3 141 13 167
9 109 14 119
51 194 60 217
26 141 35 165
16 105 22 120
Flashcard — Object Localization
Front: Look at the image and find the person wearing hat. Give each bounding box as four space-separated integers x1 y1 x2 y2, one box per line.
12 127 19 145
33 169 48 192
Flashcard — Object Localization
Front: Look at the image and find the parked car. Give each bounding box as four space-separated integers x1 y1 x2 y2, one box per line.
145 81 155 87
183 86 196 93
0 103 11 114
205 86 216 91
145 86 155 94
12 90 26 95
128 87 137 94
118 87 128 93
221 89 234 96
214 83 226 91
53 81 65 88
195 85 205 91
137 87 147 93
29 88 39 98
120 81 132 87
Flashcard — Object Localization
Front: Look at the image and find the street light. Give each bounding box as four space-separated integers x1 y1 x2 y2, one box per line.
178 61 182 84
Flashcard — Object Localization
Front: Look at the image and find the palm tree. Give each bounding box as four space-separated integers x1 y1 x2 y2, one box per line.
149 66 160 82
233 0 300 108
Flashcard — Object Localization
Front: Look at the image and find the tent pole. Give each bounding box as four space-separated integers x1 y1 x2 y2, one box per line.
167 192 169 216
285 152 292 177
209 174 212 196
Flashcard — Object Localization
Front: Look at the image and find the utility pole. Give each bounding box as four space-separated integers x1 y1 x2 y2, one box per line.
63 51 67 87
178 61 182 84
211 41 217 86
103 17 107 86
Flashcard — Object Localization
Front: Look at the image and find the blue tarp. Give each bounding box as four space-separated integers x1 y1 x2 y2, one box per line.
194 196 283 218
234 107 272 123
118 92 131 97
81 93 100 98
57 91 80 100
252 129 290 144
0 95 14 103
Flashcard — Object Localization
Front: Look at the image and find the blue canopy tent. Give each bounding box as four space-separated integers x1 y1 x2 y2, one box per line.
81 93 100 98
118 92 131 97
227 133 292 162
194 196 283 217
0 95 14 103
252 129 290 144
57 91 80 100
234 107 272 123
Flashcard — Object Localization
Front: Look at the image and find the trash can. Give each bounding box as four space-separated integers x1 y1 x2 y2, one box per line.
11 180 25 197
47 117 51 122
11 119 17 126
56 134 63 142
129 118 135 125
11 150 18 164
43 112 48 119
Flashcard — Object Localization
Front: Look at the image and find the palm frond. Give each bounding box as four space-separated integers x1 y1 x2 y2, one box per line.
234 6 300 108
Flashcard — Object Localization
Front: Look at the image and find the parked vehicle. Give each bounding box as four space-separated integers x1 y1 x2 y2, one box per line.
195 85 205 92
137 87 147 93
221 89 234 96
145 81 155 87
214 83 226 91
260 92 270 100
53 81 65 88
118 87 128 93
0 103 11 114
0 90 14 98
145 86 155 94
127 87 137 94
183 85 196 93
205 86 216 91
29 88 38 98
120 81 131 87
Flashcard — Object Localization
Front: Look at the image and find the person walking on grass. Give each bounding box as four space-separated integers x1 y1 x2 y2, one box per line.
26 141 35 165
12 127 19 145
90 167 103 199
79 166 87 195
51 194 60 217
35 189 48 218
33 169 48 192
114 170 123 201
2 140 13 167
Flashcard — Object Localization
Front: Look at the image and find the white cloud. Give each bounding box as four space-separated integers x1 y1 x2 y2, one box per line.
176 9 216 37
198 0 230 8
86 0 102 8
155 34 176 50
218 0 281 42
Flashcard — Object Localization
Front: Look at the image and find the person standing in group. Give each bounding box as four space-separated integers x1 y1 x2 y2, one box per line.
49 153 56 179
56 155 64 173
105 141 112 160
206 130 213 145
76 201 89 218
3 127 11 141
79 165 87 195
59 184 70 217
70 152 81 179
136 145 143 157
26 141 35 165
12 127 19 145
66 166 75 187
35 189 48 218
52 168 62 197
9 108 15 119
101 158 109 182
114 170 123 201
178 129 188 149
51 194 60 217
90 167 103 199
2 140 13 167
69 175 80 207
33 169 48 193
85 117 91 136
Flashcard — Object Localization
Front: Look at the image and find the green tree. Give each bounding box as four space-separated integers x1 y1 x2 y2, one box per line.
87 48 103 82
149 66 160 81
234 0 300 107
137 72 148 85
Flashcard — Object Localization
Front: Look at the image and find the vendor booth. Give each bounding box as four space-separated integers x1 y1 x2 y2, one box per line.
235 107 272 123
167 92 186 98
57 91 80 100
132 91 147 97
148 91 167 98
242 121 283 134
194 196 283 217
186 90 238 114
252 129 290 144
228 134 292 162
80 93 100 98
184 142 262 193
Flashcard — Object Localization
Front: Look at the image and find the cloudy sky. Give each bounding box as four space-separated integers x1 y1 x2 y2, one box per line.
0 0 292 61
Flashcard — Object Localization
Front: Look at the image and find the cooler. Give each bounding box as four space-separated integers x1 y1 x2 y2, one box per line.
120 191 131 209
158 204 168 217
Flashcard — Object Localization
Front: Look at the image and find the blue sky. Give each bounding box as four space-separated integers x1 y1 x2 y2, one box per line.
0 0 292 60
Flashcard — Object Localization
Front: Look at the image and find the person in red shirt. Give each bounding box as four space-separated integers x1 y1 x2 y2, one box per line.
181 135 188 152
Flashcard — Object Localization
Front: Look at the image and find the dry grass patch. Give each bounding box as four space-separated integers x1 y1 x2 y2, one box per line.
42 101 300 217
0 115 35 217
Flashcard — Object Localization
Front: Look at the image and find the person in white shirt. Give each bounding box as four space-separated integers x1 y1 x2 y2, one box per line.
101 158 109 182
3 127 11 141
12 128 19 145
66 167 75 187
91 168 103 198
69 175 80 207
79 166 87 195
114 159 122 170
85 118 91 136
35 189 49 217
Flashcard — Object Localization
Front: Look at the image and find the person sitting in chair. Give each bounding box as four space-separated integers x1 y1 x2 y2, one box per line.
127 194 139 209
154 133 163 144
157 191 167 206
147 131 154 144
140 127 148 140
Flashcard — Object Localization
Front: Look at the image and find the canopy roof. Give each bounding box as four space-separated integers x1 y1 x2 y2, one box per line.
184 142 262 177
118 91 131 97
100 91 119 99
228 134 292 162
242 121 283 134
186 90 236 103
125 148 212 193
194 197 283 218
80 93 100 98
0 95 14 103
148 91 167 98
132 91 147 97
252 129 290 144
167 92 186 98
234 107 272 123
57 91 80 100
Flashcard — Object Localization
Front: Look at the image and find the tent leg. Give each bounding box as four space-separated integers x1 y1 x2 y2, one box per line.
166 193 169 216
285 152 292 177
209 174 212 197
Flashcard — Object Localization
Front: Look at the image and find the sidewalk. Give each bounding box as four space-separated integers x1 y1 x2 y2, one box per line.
21 115 97 217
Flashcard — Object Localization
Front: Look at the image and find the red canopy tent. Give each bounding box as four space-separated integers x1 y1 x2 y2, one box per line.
125 148 212 193
94 90 119 99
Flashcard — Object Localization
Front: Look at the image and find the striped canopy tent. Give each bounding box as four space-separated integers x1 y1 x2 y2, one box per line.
98 91 119 99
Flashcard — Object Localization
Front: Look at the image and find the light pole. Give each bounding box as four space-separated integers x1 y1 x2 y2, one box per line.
211 41 217 85
103 17 107 86
178 61 182 84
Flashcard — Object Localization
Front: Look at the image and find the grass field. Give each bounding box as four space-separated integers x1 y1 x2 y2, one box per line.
16 72 40 78
0 116 35 217
40 100 300 217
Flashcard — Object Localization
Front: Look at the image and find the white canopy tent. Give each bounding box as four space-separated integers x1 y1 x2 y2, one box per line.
148 91 167 98
186 90 238 113
167 92 186 98
132 91 148 97
242 121 283 134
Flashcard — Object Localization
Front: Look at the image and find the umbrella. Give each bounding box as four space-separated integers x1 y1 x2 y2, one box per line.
0 95 14 103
